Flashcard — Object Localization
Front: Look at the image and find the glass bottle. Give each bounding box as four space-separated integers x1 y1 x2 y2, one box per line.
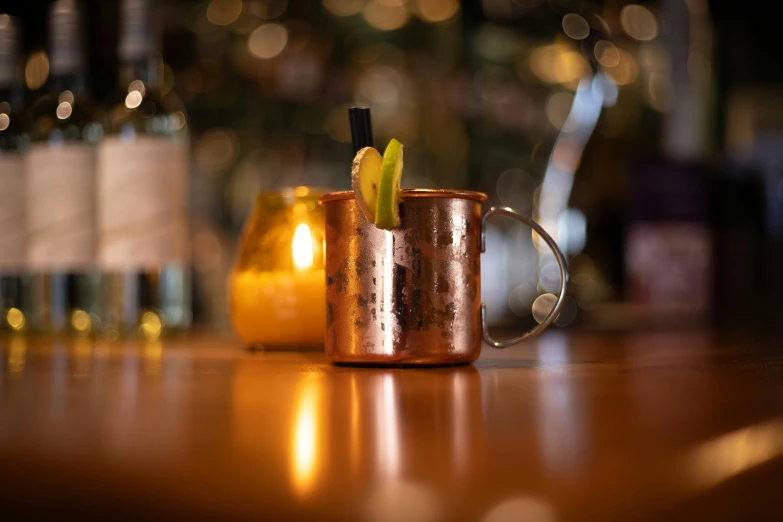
25 0 103 334
0 14 28 332
97 0 191 338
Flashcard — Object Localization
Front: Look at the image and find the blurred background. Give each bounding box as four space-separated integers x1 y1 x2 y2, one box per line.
1 0 781 336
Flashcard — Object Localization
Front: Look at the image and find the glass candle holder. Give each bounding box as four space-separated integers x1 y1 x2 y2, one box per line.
229 187 327 349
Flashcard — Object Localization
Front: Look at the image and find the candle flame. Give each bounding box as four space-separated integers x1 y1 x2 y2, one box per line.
292 223 314 270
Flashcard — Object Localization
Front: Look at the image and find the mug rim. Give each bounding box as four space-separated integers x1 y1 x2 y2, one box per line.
318 188 487 204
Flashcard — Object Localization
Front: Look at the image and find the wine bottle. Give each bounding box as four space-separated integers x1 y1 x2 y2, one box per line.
0 14 28 332
25 0 103 334
97 0 191 337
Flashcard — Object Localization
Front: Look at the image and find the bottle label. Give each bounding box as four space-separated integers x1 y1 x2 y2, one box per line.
0 154 25 269
97 136 189 269
26 143 97 270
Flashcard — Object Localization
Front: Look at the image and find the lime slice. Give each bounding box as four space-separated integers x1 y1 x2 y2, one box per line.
375 139 403 230
351 146 383 222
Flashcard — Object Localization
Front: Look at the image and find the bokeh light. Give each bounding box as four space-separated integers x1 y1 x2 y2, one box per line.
562 13 589 40
56 101 72 120
140 311 163 340
594 40 620 67
168 111 187 131
248 23 288 59
323 0 365 17
620 4 659 41
532 293 557 324
128 79 145 95
70 310 92 334
529 44 590 86
358 66 404 106
6 307 25 331
58 90 74 104
24 50 49 90
0 113 9 131
207 0 243 26
603 48 638 86
363 0 409 31
125 90 142 109
415 0 460 23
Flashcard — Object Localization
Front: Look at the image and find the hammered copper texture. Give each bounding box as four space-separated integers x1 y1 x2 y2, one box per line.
323 193 485 366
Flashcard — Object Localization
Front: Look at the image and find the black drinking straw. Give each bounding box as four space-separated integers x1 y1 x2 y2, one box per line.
348 107 374 154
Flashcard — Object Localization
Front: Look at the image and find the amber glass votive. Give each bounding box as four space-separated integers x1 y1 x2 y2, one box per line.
229 187 327 349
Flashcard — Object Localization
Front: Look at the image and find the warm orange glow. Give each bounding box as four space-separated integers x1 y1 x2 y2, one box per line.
685 419 783 491
143 341 163 377
529 44 590 86
125 90 142 109
7 336 26 374
603 48 638 86
70 310 92 334
292 378 318 497
363 0 409 31
416 0 460 23
594 40 620 67
248 23 288 59
25 51 48 90
206 0 242 26
230 269 326 346
140 311 163 340
6 307 25 331
293 223 314 270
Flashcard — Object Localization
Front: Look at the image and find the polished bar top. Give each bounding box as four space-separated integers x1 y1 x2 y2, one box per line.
1 331 782 521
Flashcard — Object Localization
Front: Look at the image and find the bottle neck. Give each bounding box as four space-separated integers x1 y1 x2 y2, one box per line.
119 56 159 91
49 0 85 97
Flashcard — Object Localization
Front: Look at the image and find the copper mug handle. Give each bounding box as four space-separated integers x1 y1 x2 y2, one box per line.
480 207 569 349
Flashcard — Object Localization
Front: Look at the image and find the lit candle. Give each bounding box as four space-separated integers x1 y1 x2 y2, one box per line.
230 221 326 347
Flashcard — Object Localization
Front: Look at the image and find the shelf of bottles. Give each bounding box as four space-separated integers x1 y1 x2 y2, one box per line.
2 0 684 335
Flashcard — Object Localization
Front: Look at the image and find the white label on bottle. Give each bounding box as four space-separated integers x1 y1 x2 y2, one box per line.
97 136 189 269
26 143 97 270
0 154 25 269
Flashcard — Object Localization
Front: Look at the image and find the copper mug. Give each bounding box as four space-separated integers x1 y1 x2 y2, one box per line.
319 189 567 366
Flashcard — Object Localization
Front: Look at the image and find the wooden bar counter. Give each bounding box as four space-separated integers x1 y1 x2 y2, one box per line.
1 331 782 521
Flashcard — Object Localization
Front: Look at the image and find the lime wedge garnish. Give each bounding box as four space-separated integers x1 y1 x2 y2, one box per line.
375 139 403 230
